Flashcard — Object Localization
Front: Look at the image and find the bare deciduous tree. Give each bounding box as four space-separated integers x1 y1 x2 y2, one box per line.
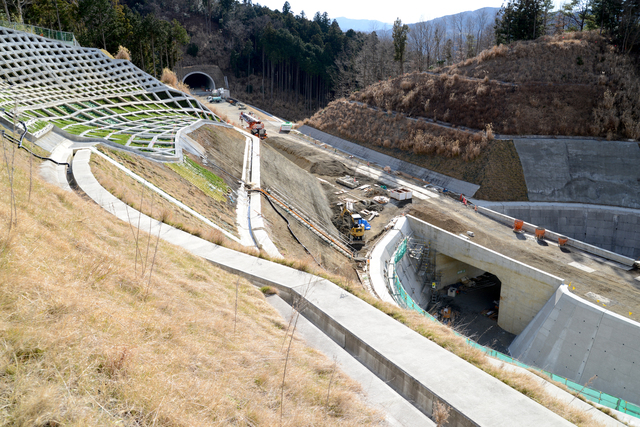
409 18 433 72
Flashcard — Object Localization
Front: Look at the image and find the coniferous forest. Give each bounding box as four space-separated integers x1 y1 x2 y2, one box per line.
2 0 638 119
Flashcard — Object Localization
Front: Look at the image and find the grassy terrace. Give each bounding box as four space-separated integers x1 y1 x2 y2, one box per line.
168 158 229 203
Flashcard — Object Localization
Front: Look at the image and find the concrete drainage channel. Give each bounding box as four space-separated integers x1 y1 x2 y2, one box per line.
66 147 591 427
33 129 636 426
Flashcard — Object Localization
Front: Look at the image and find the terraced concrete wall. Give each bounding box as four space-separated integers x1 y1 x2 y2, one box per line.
405 216 565 335
510 285 640 406
482 202 640 259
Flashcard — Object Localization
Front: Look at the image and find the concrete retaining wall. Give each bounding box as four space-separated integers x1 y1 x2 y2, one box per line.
477 204 637 265
405 216 565 335
513 139 640 209
298 125 480 196
479 202 640 260
510 285 640 406
368 219 410 305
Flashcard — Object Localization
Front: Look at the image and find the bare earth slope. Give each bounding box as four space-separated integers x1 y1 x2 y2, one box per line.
304 101 528 201
349 31 640 139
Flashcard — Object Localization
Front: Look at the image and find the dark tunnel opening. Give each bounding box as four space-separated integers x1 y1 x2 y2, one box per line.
183 72 215 92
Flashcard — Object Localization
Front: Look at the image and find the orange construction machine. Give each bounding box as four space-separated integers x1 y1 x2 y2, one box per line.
240 112 267 139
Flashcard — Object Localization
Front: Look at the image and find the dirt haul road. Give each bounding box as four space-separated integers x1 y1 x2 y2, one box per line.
205 99 640 325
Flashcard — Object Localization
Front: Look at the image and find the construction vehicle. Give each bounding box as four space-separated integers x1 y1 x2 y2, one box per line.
240 112 267 139
340 202 371 242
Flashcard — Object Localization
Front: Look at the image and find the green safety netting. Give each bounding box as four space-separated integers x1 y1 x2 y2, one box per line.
394 238 407 263
388 238 640 418
0 21 77 45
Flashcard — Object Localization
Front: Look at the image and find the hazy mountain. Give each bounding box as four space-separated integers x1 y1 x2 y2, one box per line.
416 7 500 34
334 17 392 32
336 7 500 34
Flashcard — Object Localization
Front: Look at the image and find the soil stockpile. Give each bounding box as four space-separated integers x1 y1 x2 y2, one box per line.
265 137 351 177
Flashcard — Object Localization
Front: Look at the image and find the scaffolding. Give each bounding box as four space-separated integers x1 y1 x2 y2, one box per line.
407 237 441 309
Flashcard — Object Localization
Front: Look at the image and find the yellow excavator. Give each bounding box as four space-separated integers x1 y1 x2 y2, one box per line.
340 202 370 242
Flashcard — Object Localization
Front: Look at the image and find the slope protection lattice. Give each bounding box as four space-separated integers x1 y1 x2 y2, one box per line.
0 26 217 158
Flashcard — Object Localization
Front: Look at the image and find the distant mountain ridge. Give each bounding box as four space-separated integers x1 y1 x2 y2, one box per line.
335 7 500 33
334 17 391 32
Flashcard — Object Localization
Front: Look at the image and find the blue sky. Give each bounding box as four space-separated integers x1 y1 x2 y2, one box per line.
255 0 567 24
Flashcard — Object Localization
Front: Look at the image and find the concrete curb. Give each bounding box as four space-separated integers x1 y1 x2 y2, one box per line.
71 148 574 427
476 205 636 266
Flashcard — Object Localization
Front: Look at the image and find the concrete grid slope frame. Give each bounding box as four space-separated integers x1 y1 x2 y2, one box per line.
298 125 480 196
0 26 217 160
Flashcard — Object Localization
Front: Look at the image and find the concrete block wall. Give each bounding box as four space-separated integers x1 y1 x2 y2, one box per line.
480 202 640 260
510 285 640 406
405 216 565 335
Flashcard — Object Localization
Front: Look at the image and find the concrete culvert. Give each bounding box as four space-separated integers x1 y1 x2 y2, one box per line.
183 72 215 92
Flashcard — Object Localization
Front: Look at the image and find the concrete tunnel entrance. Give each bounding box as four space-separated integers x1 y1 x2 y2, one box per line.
183 71 216 93
404 215 565 336
398 239 515 352
425 253 515 352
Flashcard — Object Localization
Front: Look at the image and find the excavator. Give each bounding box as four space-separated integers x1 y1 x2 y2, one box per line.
340 202 371 242
240 112 267 139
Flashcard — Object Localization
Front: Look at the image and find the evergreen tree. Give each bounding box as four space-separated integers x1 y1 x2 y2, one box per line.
392 17 409 75
495 0 546 44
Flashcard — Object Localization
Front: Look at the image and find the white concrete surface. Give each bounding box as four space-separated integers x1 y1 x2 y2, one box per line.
72 148 576 427
368 216 633 424
267 295 435 427
38 139 73 191
510 285 640 407
478 201 640 260
368 219 408 306
404 215 565 334
513 139 640 209
475 205 637 267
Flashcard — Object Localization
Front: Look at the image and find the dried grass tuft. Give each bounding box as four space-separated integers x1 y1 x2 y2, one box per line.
160 68 178 87
115 45 131 61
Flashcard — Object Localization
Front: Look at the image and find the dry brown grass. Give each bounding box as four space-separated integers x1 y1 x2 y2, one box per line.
160 67 178 87
91 147 238 239
0 141 383 425
160 68 190 94
115 45 131 61
306 100 490 161
346 31 640 140
304 101 528 201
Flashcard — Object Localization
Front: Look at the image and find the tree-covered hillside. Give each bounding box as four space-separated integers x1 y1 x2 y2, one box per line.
2 0 638 120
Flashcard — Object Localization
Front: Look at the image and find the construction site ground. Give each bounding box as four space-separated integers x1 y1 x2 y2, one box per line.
200 99 640 337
